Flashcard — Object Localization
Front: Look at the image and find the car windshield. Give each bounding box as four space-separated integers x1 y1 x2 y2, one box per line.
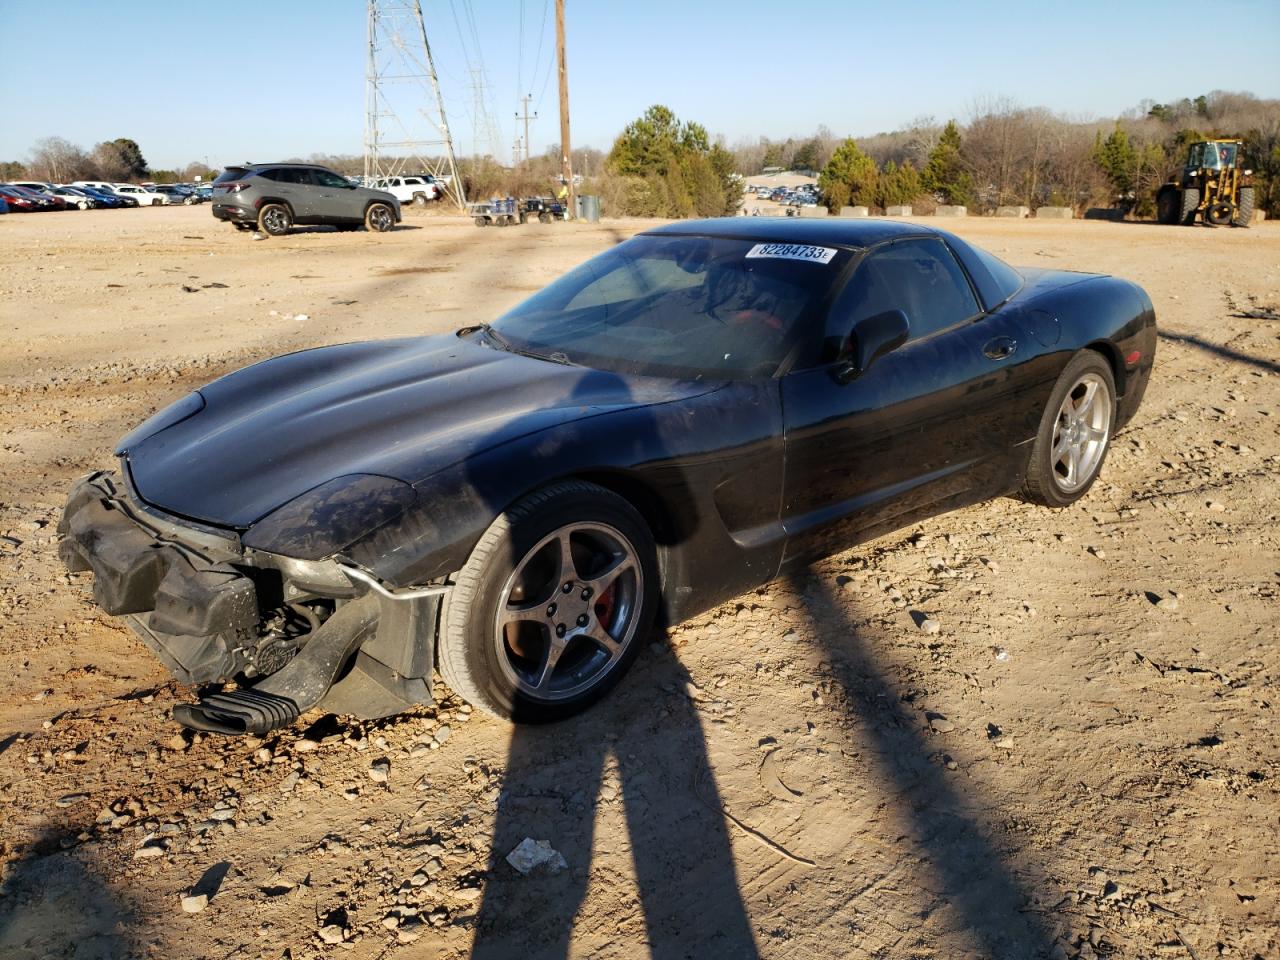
486 234 852 379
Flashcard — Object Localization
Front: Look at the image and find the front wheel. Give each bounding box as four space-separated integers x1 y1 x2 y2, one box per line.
257 203 292 236
1021 351 1117 508
1233 187 1254 228
365 202 395 232
438 481 658 722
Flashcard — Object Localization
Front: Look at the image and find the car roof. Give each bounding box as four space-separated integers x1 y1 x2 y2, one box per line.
240 162 332 170
644 216 941 250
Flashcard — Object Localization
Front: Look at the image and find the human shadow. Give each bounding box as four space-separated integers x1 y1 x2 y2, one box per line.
785 571 1062 958
453 334 758 956
0 828 137 960
470 652 758 959
1159 328 1279 374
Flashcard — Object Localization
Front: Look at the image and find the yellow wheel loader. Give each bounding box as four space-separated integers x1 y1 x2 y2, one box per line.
1157 139 1255 227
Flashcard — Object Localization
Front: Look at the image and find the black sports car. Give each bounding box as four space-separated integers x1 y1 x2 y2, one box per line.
59 218 1156 735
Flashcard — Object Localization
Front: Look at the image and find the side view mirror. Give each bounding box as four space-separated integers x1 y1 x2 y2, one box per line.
833 309 909 382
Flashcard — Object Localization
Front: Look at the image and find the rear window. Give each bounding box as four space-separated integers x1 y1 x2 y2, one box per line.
213 167 250 184
946 235 1023 310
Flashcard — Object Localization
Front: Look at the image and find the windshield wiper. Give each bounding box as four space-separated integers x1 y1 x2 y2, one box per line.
478 323 512 350
480 325 574 365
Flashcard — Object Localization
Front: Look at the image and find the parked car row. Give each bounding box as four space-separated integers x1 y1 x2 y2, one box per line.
749 182 821 207
0 180 211 213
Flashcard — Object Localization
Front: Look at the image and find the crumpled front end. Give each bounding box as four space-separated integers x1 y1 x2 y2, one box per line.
58 472 441 735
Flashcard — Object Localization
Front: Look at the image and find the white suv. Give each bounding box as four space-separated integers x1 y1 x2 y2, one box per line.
368 175 440 205
110 184 170 206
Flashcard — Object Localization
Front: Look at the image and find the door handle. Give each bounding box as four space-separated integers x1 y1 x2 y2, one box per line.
983 337 1017 360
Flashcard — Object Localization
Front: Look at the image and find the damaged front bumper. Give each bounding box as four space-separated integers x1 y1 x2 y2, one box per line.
59 472 443 734
59 472 260 683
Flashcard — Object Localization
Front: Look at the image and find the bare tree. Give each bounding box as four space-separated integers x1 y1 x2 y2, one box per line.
27 136 91 183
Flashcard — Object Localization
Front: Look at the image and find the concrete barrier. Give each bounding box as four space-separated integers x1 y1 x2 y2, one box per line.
840 205 869 218
1036 206 1074 219
1253 209 1268 223
885 205 912 217
798 206 829 218
935 205 967 217
996 205 1030 218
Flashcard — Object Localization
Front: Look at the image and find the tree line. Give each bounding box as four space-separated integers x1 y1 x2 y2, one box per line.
734 90 1280 218
6 89 1275 218
2 136 217 185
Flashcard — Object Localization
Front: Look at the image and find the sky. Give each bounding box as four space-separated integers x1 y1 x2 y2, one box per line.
2 0 1278 170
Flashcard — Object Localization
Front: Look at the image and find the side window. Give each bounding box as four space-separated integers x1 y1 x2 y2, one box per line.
825 238 979 354
313 170 351 188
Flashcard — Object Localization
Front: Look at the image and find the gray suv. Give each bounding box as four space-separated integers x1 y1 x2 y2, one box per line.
211 163 401 237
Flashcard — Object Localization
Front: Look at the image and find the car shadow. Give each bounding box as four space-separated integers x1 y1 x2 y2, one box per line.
0 828 137 960
785 571 1064 958
1158 328 1279 374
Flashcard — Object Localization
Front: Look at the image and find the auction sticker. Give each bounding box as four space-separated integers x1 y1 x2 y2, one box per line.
745 243 838 265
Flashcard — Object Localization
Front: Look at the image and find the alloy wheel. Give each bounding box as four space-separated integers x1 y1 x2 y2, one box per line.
493 522 642 701
1051 372 1111 492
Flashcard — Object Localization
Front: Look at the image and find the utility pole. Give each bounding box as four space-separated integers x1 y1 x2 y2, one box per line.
556 0 574 216
516 94 537 165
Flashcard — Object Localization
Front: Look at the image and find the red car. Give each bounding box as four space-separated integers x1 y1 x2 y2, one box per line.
3 185 65 211
0 185 42 211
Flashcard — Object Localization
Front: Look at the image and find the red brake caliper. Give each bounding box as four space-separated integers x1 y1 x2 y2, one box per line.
594 585 617 632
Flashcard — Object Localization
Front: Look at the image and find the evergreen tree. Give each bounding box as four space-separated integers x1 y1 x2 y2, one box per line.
922 120 974 206
606 105 739 217
819 138 878 210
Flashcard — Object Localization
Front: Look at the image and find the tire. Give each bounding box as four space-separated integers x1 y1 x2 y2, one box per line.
474 216 488 227
1156 188 1178 225
1020 351 1117 508
151 198 162 206
1233 187 1254 228
1206 201 1234 226
412 192 428 207
77 201 89 211
1178 187 1200 225
438 481 659 723
365 202 395 232
257 203 292 236
538 212 552 224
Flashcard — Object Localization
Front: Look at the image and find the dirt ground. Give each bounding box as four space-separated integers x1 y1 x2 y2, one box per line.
0 206 1276 960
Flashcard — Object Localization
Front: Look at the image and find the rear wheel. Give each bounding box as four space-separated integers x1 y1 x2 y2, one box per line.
474 216 488 227
412 192 428 207
1233 187 1254 228
538 212 552 223
1156 188 1179 225
365 202 395 233
1021 351 1117 508
1178 187 1200 225
438 481 658 722
257 203 292 236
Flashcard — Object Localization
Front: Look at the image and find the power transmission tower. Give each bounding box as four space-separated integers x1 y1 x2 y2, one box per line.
469 67 502 160
516 94 537 165
364 0 467 209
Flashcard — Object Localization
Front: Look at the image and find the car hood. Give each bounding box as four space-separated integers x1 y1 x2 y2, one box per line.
124 334 713 528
